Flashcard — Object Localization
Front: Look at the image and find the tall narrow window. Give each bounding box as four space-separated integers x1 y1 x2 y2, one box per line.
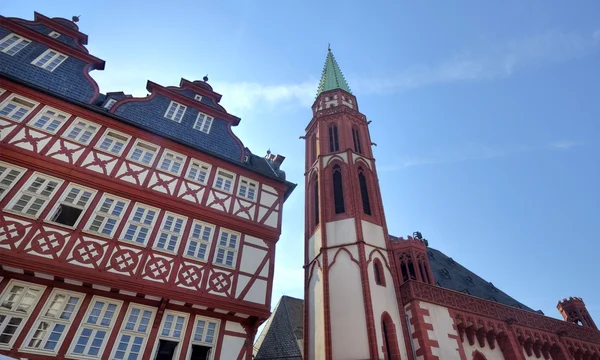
8 174 62 218
112 305 155 360
373 259 385 286
0 281 45 347
328 125 339 152
352 128 362 154
314 176 319 225
358 168 372 215
310 133 317 164
381 313 400 360
332 164 345 214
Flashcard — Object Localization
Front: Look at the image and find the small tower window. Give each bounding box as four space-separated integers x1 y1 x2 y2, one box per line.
328 125 339 152
314 176 319 225
332 165 345 214
310 133 317 164
352 128 362 154
358 168 371 215
374 259 386 286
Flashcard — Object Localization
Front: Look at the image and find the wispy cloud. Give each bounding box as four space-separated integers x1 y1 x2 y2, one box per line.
213 81 316 113
378 141 583 172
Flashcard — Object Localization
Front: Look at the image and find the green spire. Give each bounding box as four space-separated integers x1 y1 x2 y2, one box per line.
316 46 352 97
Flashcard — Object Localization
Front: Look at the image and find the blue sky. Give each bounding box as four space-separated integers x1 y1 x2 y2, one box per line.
6 1 600 321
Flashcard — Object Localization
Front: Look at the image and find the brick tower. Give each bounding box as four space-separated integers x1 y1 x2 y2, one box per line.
558 297 598 330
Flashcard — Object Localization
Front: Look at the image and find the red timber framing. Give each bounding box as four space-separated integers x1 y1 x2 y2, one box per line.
0 78 292 322
0 270 255 360
399 280 600 360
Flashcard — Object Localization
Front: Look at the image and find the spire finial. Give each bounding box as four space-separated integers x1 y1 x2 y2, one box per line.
328 43 331 52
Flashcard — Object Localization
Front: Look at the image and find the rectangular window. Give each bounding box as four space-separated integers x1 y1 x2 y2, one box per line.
185 160 211 185
7 173 62 218
28 106 70 134
164 101 186 123
103 99 117 110
47 183 96 227
0 33 31 56
213 169 235 193
190 316 218 357
63 118 99 145
154 213 186 253
24 290 83 353
32 49 68 72
159 150 186 175
121 203 158 246
85 194 129 237
127 140 159 166
237 177 257 201
0 161 26 201
194 94 202 101
184 221 214 262
193 112 213 134
96 130 130 156
214 229 239 267
69 297 121 358
0 95 38 122
0 281 45 347
111 305 155 360
48 31 61 39
153 311 188 360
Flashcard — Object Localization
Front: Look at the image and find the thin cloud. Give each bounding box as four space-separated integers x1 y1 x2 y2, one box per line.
213 81 316 113
550 140 583 150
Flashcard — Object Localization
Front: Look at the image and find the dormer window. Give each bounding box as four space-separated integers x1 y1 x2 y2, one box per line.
32 49 68 72
104 99 117 110
0 33 31 56
194 94 202 101
48 31 61 38
193 112 213 134
164 101 186 123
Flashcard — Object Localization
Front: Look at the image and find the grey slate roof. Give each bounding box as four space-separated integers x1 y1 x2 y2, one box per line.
254 296 303 360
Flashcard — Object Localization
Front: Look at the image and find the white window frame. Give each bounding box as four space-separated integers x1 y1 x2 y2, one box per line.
48 31 61 39
187 316 220 360
111 304 156 360
0 280 46 349
212 169 235 194
164 101 186 123
0 161 27 201
185 160 211 185
67 296 122 359
194 94 202 101
150 311 189 360
95 129 130 156
153 212 187 254
120 203 159 246
84 193 129 238
0 33 31 56
0 94 39 122
193 112 213 134
31 49 68 72
158 150 186 176
0 88 5 96
27 105 71 134
236 177 258 202
213 228 240 268
184 220 215 262
5 173 63 219
103 99 117 110
62 118 100 145
21 289 84 354
46 183 97 229
126 140 159 167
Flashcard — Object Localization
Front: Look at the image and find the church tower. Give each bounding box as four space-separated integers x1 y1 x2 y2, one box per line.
303 48 409 360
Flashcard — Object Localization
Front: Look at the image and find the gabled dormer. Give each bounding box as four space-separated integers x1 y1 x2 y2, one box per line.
0 12 105 103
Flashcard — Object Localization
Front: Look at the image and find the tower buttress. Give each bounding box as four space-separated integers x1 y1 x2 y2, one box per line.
557 297 598 330
303 48 409 360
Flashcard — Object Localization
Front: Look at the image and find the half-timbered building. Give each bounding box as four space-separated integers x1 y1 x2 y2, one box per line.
0 12 295 360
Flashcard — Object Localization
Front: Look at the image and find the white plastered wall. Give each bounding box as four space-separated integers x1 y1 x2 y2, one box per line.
361 220 387 249
326 218 357 247
418 302 463 360
308 227 322 262
308 265 325 360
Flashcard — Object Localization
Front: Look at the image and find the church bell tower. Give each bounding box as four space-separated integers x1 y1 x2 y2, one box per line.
303 48 409 360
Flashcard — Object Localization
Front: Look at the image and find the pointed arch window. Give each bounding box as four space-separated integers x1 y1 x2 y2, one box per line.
332 165 345 214
373 259 386 286
381 313 400 360
314 176 319 226
310 133 317 164
358 168 371 215
352 127 362 154
328 125 339 152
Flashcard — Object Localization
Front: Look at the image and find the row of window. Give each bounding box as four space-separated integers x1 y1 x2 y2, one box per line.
0 32 215 134
0 93 258 200
0 165 241 267
0 33 67 72
0 280 218 360
309 125 364 165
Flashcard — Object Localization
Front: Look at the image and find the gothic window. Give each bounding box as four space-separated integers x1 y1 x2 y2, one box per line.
352 127 362 154
358 167 371 215
310 133 317 164
328 125 339 152
373 259 385 286
399 254 416 282
418 258 431 284
314 176 319 225
332 164 345 214
381 313 400 360
472 350 487 360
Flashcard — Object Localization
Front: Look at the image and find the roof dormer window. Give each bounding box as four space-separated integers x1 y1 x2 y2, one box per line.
104 99 117 110
48 31 61 39
193 112 213 134
164 101 186 123
0 33 31 56
32 49 68 72
194 94 202 101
